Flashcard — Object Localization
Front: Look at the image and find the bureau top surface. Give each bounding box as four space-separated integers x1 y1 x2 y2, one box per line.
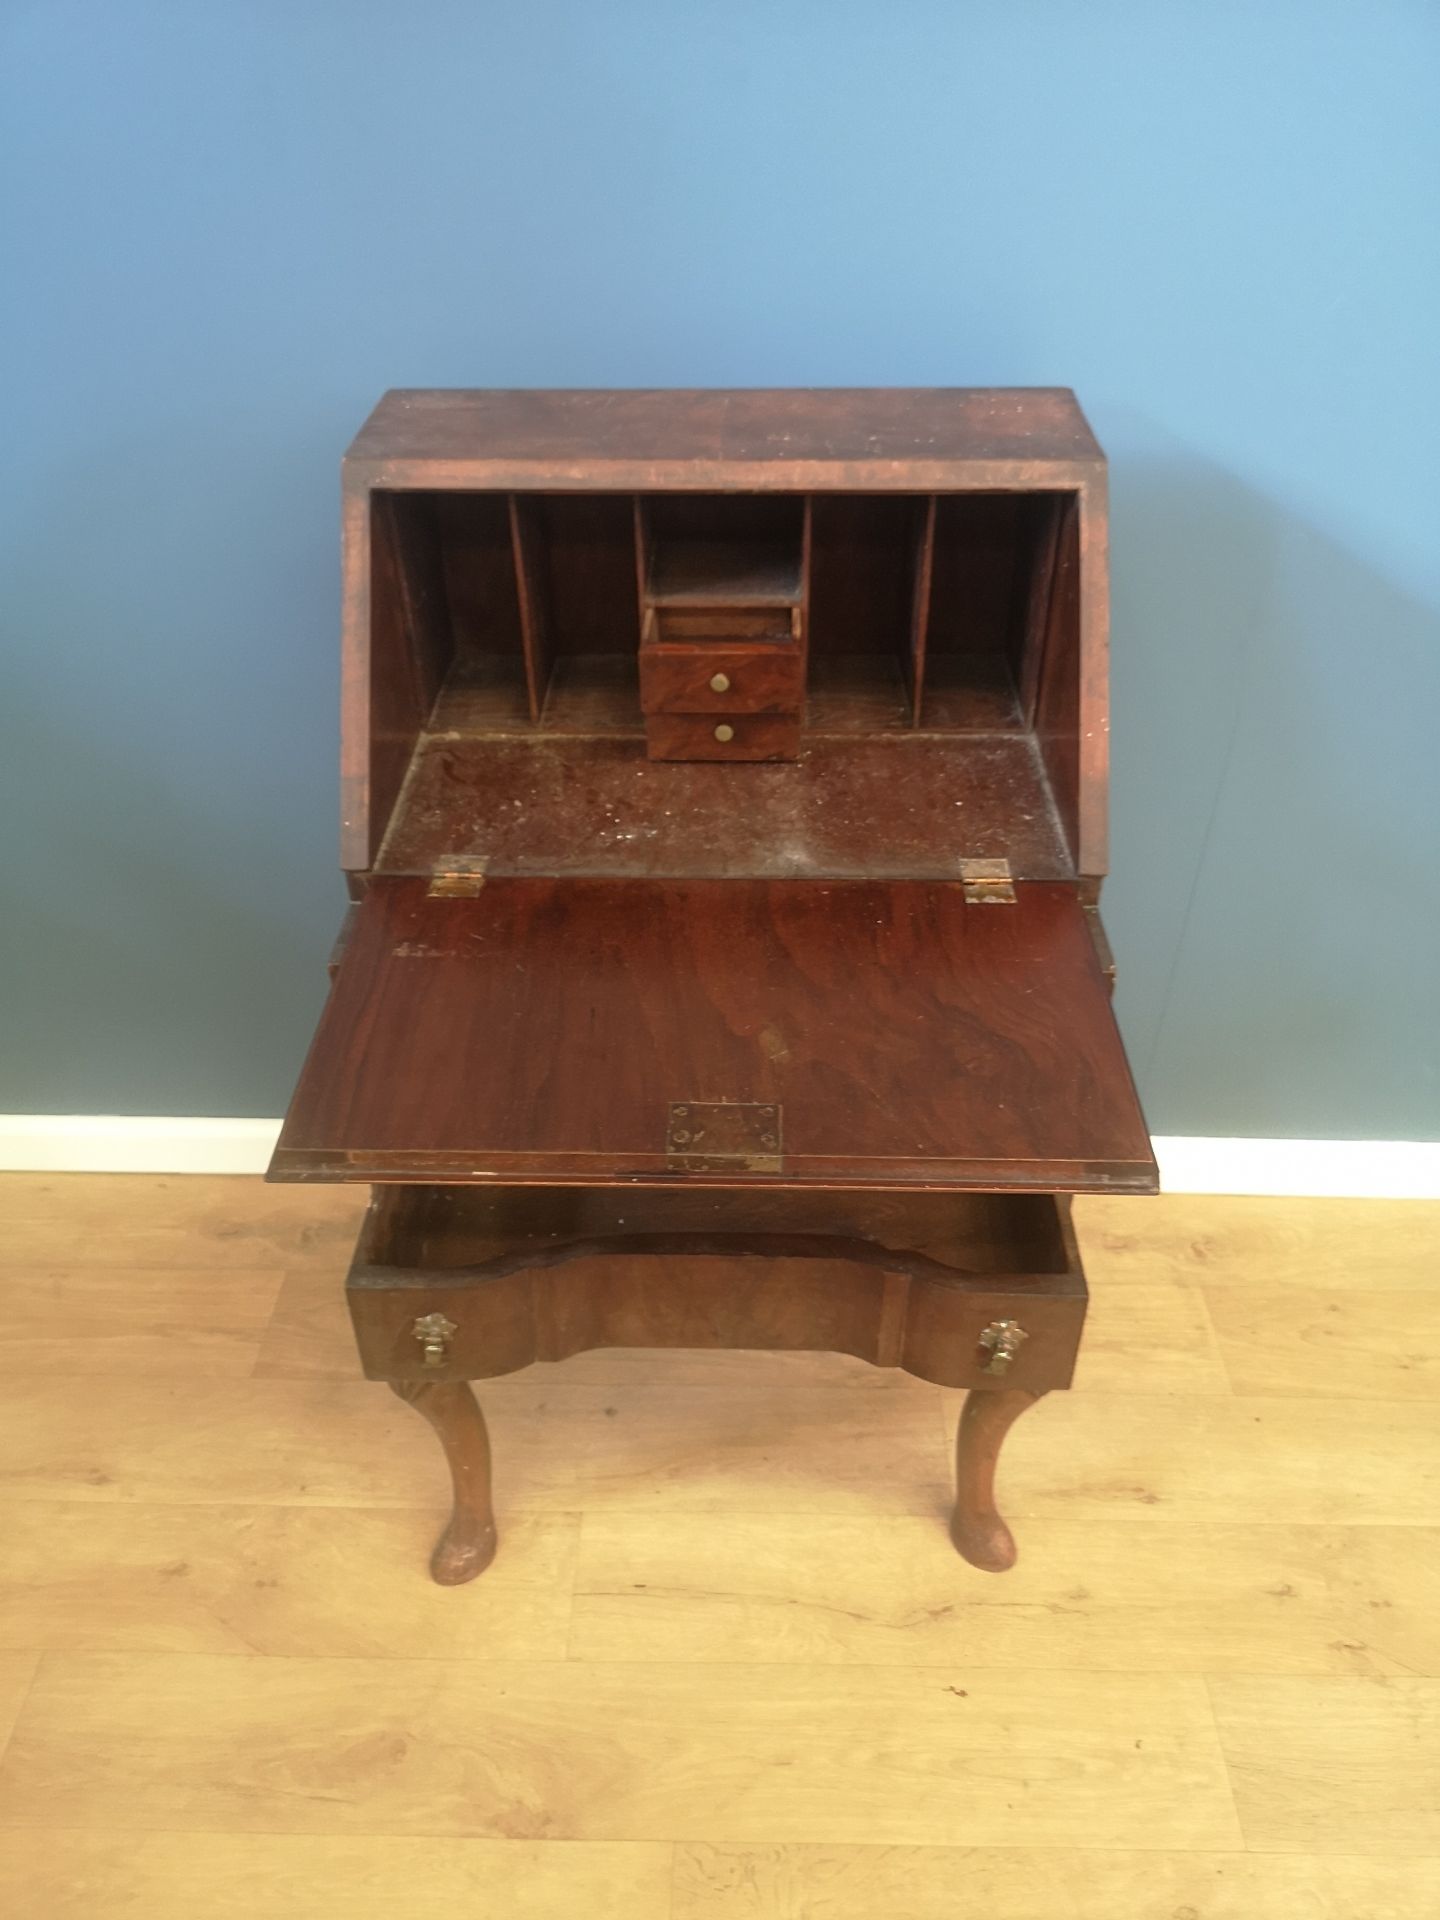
345 388 1104 486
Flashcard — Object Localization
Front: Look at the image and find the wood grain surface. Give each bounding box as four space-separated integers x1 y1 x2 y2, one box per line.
638 646 804 715
345 387 1105 487
273 878 1154 1187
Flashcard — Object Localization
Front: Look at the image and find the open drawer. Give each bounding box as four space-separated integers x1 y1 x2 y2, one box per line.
270 875 1155 1191
346 1183 1089 1391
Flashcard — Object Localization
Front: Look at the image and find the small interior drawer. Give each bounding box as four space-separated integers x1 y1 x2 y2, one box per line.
646 712 801 761
345 1185 1087 1392
640 645 804 716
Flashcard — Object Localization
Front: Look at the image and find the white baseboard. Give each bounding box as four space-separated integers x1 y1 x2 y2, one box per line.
0 1115 1436 1197
1149 1136 1439 1200
0 1115 284 1176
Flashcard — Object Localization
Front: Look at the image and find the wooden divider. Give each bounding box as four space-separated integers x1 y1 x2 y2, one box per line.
508 494 553 724
905 495 938 726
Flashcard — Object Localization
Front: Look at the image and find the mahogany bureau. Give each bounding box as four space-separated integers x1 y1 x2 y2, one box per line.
269 388 1156 1585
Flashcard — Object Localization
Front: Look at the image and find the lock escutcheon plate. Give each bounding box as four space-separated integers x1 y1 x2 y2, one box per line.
666 1101 783 1172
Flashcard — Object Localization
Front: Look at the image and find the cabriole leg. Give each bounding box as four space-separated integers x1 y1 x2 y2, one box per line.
951 1386 1045 1572
389 1378 497 1585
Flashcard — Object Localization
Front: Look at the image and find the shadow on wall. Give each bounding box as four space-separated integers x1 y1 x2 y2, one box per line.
0 411 349 1117
0 682 337 1116
1104 422 1439 1139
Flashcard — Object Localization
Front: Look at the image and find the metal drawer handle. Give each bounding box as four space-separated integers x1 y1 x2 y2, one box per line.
979 1319 1028 1375
709 672 731 693
413 1312 457 1367
713 723 735 743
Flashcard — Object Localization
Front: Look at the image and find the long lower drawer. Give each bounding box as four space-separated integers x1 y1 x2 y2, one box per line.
345 1185 1087 1392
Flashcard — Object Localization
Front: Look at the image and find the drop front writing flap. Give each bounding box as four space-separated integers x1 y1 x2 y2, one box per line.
270 876 1155 1191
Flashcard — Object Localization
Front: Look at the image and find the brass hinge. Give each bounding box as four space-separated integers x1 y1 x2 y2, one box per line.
666 1101 783 1173
958 857 1016 905
427 855 489 898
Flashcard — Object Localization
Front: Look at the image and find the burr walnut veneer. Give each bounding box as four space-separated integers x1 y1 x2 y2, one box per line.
270 388 1155 1584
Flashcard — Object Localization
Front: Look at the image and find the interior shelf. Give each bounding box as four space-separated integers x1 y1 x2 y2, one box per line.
429 655 532 733
806 654 911 734
640 496 806 607
647 540 804 608
541 654 641 732
918 655 1025 732
433 654 641 737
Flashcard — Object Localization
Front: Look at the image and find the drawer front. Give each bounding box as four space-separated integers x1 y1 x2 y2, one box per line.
640 645 804 716
349 1268 1084 1390
650 605 799 647
346 1188 1087 1389
646 712 802 762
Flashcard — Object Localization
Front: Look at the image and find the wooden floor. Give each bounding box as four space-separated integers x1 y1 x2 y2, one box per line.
0 1178 1438 1916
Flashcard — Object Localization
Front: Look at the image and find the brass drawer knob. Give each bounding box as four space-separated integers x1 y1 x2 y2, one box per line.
709 672 731 693
413 1312 457 1367
979 1318 1028 1375
713 723 735 743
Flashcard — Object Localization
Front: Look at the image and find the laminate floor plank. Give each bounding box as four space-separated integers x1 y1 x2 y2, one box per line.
0 1654 1241 1849
0 1375 437 1508
1075 1194 1440 1291
0 1175 365 1271
482 1380 950 1518
938 1387 1440 1526
0 1657 38 1761
0 1373 950 1518
570 1514 1440 1675
253 1268 369 1380
1070 1278 1228 1393
0 1503 578 1658
672 1842 1440 1919
1210 1675 1440 1855
1205 1283 1440 1399
0 1267 282 1376
0 1831 672 1919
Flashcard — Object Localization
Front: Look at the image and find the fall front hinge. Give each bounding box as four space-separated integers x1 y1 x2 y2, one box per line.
958 857 1016 904
427 855 489 898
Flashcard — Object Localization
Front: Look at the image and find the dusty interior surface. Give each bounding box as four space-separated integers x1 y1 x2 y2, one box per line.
376 733 1070 880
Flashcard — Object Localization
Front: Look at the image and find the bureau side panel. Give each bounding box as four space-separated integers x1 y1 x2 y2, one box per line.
341 481 453 873
1035 475 1109 880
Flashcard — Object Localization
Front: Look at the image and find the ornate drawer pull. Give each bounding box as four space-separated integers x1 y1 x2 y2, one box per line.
979 1318 1028 1375
413 1312 457 1367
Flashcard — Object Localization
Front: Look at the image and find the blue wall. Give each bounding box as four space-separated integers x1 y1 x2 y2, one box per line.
3 1 1437 1137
